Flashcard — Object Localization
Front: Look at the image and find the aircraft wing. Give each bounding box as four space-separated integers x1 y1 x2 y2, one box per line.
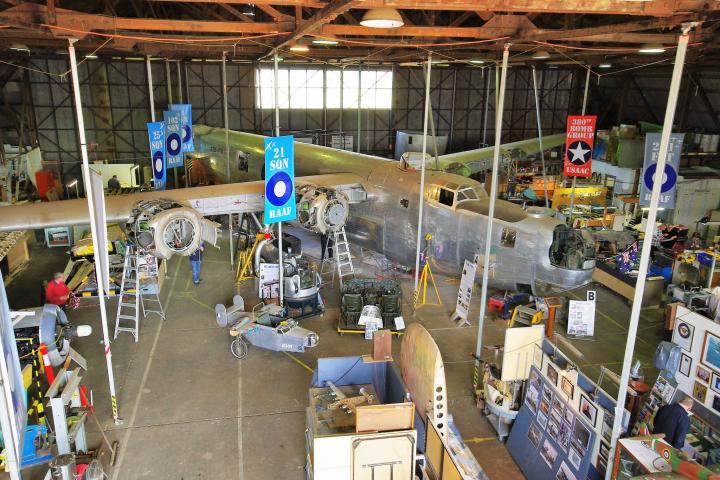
436 133 566 176
0 172 368 232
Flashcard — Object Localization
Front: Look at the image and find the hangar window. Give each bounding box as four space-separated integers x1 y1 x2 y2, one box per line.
501 228 516 248
327 69 393 109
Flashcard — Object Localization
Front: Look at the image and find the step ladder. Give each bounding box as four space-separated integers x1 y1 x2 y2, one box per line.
320 227 354 288
113 246 165 342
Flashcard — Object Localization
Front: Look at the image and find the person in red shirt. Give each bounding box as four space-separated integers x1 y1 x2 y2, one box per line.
45 272 70 309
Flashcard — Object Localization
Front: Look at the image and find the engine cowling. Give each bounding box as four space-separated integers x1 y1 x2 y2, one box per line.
128 199 207 259
296 186 349 234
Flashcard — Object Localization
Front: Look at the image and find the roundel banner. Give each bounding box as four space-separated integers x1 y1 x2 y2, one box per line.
147 121 166 190
563 115 596 178
163 110 183 169
166 132 182 156
263 135 297 224
639 132 685 209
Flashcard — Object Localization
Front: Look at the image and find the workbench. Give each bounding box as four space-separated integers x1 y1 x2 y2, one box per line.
592 261 664 308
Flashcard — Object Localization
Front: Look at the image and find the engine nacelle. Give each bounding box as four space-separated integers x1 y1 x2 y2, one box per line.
296 186 349 234
128 199 214 259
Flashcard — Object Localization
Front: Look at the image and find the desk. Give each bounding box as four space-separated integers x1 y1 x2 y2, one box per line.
592 262 664 308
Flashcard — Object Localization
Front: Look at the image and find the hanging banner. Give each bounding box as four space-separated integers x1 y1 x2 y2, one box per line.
450 254 479 326
263 135 296 224
639 133 684 209
169 104 195 153
563 115 596 178
163 110 183 169
147 121 166 190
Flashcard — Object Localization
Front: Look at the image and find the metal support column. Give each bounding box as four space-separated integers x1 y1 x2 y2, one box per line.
568 67 591 225
356 62 362 153
605 28 693 480
531 66 549 208
482 67 491 147
165 60 178 188
413 54 432 292
474 45 510 382
448 68 458 151
222 52 230 182
68 39 121 424
146 57 155 122
273 50 284 306
177 61 183 103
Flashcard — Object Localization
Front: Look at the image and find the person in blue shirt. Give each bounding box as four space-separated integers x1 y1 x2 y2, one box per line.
189 242 204 285
652 396 693 450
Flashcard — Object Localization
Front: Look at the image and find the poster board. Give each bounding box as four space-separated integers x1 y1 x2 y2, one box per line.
501 325 545 381
450 254 479 326
567 300 596 337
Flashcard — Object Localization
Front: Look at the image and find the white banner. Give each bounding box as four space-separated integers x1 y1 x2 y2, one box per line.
451 254 479 326
567 299 596 337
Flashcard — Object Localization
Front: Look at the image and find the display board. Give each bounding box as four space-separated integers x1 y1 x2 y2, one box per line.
507 365 597 480
669 306 720 414
501 325 544 382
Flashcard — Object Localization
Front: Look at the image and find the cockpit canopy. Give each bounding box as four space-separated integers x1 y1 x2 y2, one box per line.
426 181 487 209
550 225 596 270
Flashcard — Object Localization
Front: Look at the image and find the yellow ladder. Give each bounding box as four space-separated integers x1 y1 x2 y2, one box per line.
236 233 265 283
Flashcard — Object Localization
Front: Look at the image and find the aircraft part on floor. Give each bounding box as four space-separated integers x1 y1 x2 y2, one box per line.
127 199 220 259
400 323 448 438
14 304 77 366
296 185 350 234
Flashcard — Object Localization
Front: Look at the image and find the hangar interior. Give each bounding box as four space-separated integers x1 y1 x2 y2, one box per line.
0 1 719 479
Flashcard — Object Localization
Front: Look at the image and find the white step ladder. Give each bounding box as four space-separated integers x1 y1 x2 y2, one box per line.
320 227 355 288
113 245 165 342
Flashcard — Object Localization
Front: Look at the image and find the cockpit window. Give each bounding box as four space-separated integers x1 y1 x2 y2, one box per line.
438 188 455 207
457 186 478 202
550 225 596 270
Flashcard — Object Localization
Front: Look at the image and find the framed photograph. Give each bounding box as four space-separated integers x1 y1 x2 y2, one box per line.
563 406 574 426
672 320 694 352
537 411 549 429
693 381 708 403
572 418 591 453
702 331 720 373
540 438 559 468
548 415 561 439
558 419 571 452
713 395 720 413
579 394 598 427
533 344 544 367
528 422 543 448
551 396 565 419
556 461 577 480
599 441 610 460
679 353 692 377
526 382 541 413
540 386 552 416
568 446 582 470
711 373 720 395
562 376 575 400
546 363 559 386
697 365 711 384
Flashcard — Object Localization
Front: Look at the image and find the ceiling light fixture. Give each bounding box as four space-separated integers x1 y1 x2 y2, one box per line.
532 49 551 60
289 41 309 52
312 38 339 45
599 63 612 68
84 54 98 60
469 59 485 64
638 43 666 54
360 8 404 28
9 43 30 53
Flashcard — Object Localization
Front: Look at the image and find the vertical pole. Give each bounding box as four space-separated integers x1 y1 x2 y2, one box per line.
474 44 510 379
357 62 362 153
413 54 432 292
482 67 491 147
273 50 284 306
222 52 230 182
146 57 155 122
177 61 183 103
568 67 591 225
531 66 549 208
448 68 457 152
605 30 692 480
339 66 344 136
68 39 120 424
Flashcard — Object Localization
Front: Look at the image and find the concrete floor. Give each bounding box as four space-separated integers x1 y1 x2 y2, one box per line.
5 229 666 479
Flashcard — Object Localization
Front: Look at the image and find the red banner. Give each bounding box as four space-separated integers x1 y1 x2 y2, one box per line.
563 115 596 178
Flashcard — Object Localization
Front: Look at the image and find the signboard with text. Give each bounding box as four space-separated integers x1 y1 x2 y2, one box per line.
147 121 166 190
639 133 684 209
169 104 195 153
563 115 596 178
163 110 183 169
451 254 480 326
263 135 297 224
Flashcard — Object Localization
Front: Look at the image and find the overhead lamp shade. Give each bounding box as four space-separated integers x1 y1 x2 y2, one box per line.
469 59 485 64
360 8 404 28
532 49 551 60
289 42 309 52
598 63 612 68
638 43 666 54
312 38 339 45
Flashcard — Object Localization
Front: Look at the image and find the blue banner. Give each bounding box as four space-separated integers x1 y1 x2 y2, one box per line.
163 110 183 169
263 135 296 224
639 133 684 209
147 121 166 190
170 104 194 153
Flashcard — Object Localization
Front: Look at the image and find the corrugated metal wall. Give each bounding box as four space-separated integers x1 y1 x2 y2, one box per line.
3 57 719 184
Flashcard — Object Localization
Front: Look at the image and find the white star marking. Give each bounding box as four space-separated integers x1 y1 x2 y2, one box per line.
569 143 590 163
